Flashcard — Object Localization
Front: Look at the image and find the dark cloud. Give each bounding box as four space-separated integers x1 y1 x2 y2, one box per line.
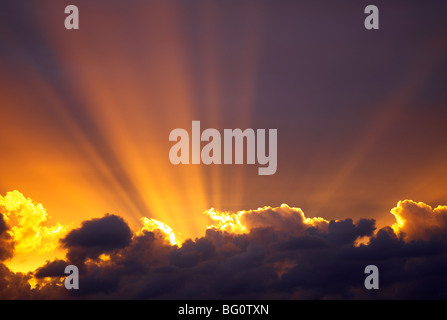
34 259 67 278
0 213 14 261
325 218 376 245
0 263 32 299
37 217 447 299
1 201 447 299
61 214 132 267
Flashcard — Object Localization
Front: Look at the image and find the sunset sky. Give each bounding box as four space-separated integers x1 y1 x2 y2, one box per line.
1 0 447 299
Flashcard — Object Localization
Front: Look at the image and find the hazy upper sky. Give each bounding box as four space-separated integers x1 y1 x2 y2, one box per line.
1 0 447 239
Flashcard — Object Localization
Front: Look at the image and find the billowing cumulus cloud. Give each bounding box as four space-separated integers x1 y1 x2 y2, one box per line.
1 192 447 299
391 200 447 242
0 191 67 255
61 214 132 269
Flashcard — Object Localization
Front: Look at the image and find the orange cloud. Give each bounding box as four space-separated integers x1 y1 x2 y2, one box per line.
205 203 329 235
391 200 447 241
0 190 69 272
138 217 178 246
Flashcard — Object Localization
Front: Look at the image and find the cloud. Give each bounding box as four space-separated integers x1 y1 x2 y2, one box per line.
61 214 132 268
0 263 32 299
34 259 67 279
0 190 67 255
240 204 330 234
391 200 447 241
0 213 14 261
2 192 447 299
204 204 329 236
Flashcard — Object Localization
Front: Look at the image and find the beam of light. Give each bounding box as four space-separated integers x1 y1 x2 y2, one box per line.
309 34 447 219
194 1 264 213
0 2 212 239
0 1 265 242
38 3 205 231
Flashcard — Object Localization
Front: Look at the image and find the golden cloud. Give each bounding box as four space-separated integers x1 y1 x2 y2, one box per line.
391 200 447 241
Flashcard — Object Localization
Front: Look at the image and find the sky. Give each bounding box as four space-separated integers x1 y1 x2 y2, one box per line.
1 0 447 299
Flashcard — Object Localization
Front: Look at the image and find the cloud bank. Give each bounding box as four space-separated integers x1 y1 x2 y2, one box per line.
1 191 447 299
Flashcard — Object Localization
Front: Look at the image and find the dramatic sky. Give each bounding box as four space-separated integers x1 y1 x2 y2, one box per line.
1 0 447 299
